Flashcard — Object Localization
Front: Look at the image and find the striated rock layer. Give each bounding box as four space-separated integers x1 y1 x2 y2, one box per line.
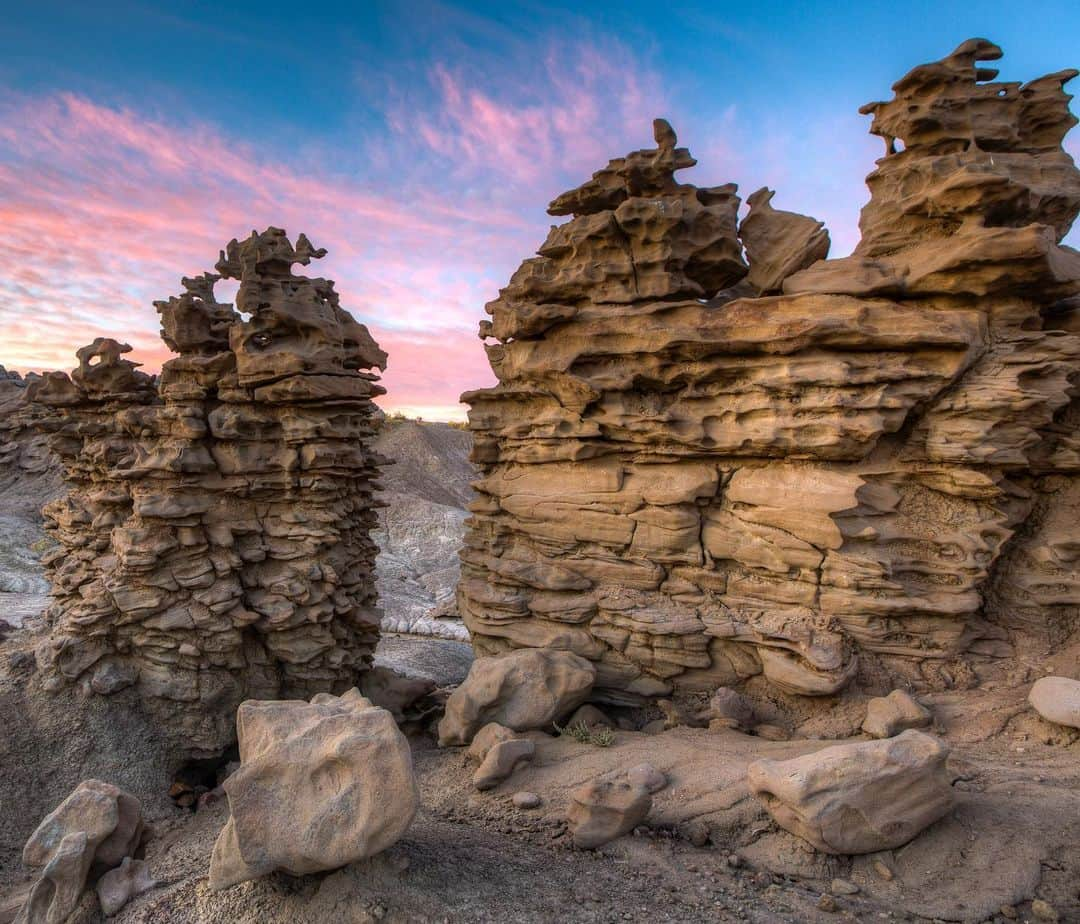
28 229 388 754
460 41 1080 704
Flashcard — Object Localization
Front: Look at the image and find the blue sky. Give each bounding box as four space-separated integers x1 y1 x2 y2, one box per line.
1 1 1077 416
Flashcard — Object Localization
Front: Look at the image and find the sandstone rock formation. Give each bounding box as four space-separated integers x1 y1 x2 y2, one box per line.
27 229 387 755
438 648 595 746
459 41 1080 704
209 688 417 890
747 730 953 854
16 780 144 924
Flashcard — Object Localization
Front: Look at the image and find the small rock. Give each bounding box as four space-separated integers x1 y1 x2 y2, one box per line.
726 853 742 869
686 822 710 847
473 739 535 791
872 859 894 881
999 905 1018 919
466 723 518 764
512 791 542 809
817 894 838 913
709 687 755 729
96 857 157 916
567 779 652 849
1031 898 1059 922
862 690 932 739
627 763 667 794
830 878 859 895
642 719 668 735
753 723 789 741
1028 676 1080 729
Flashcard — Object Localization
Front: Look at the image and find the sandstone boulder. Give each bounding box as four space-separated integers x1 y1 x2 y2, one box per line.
568 779 652 849
438 649 595 746
209 689 417 890
17 780 143 924
862 690 933 739
747 730 953 854
1028 676 1080 729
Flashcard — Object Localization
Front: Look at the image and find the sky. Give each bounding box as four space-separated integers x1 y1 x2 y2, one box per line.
1 1 1078 420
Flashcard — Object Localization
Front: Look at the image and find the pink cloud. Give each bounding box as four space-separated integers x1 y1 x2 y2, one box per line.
0 38 674 417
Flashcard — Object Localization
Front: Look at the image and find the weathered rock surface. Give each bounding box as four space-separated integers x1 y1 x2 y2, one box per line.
1028 676 1080 728
438 648 595 746
567 778 652 849
25 230 387 755
209 688 417 890
16 780 143 924
862 690 932 738
747 730 953 854
459 41 1080 705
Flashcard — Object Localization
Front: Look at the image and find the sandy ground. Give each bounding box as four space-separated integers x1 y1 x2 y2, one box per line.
1 624 1078 924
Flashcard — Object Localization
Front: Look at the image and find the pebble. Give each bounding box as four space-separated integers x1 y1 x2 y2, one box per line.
872 860 894 881
817 894 838 913
1031 898 1059 922
999 906 1018 920
830 878 859 895
512 791 542 809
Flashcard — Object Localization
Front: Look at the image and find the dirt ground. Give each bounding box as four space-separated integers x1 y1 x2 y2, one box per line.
1 630 1078 924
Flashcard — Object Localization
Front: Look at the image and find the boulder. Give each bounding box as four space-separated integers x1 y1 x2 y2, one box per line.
438 649 595 746
473 739 536 791
16 780 143 924
209 688 418 890
747 730 953 854
862 690 932 738
1028 676 1080 729
567 779 652 849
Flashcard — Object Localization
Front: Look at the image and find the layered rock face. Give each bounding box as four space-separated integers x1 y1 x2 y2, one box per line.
460 41 1080 703
28 229 387 754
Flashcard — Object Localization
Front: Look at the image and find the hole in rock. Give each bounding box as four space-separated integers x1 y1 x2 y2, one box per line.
170 745 239 811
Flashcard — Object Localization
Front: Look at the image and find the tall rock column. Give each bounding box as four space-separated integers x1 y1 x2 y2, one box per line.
30 229 387 755
460 41 1080 706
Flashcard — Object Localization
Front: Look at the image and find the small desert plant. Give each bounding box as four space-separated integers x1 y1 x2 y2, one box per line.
554 719 615 748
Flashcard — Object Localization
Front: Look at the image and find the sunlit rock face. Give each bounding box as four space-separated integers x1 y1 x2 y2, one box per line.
460 40 1080 705
28 229 387 755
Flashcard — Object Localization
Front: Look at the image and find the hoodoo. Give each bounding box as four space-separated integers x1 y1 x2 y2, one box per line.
459 40 1080 704
28 229 387 754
